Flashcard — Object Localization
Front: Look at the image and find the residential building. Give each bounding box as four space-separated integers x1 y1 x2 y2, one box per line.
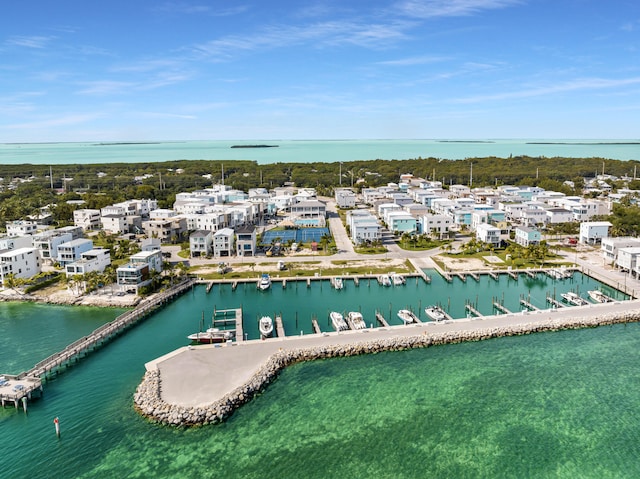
57 238 93 267
601 237 640 265
422 214 452 237
235 225 257 257
65 248 111 278
189 230 213 258
6 220 38 237
386 211 417 234
476 223 501 247
73 209 101 231
579 221 612 245
0 247 41 284
142 217 187 244
32 230 73 262
515 226 542 247
213 228 235 258
335 188 357 209
290 200 327 227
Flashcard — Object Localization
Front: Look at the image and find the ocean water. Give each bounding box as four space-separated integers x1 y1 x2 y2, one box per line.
1 276 638 478
0 139 639 166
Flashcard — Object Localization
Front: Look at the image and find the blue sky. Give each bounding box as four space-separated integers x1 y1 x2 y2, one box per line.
1 0 639 142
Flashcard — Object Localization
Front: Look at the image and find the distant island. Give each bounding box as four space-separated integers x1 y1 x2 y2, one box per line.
230 144 279 148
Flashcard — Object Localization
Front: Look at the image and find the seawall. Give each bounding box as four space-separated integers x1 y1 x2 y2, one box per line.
133 307 640 427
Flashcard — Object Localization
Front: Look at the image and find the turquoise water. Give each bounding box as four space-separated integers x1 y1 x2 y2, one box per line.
1 274 638 478
1 139 639 165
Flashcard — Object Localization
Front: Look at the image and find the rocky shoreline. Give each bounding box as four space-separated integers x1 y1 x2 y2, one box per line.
0 288 141 307
133 308 640 427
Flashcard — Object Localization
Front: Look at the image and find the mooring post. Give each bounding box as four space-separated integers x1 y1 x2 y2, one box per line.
54 417 60 438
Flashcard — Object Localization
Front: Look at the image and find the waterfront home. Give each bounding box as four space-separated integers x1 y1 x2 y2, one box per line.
57 238 93 267
142 217 187 244
514 226 542 247
0 247 41 284
421 214 452 237
65 248 111 278
615 246 640 276
580 221 612 245
347 210 381 245
601 237 640 265
476 223 502 247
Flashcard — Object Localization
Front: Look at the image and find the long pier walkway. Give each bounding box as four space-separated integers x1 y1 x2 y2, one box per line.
1 278 196 410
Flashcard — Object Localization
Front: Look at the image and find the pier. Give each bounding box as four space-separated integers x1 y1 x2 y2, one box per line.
507 271 518 280
546 296 566 308
469 272 480 282
488 272 499 281
519 298 540 311
311 318 321 334
275 315 286 338
464 302 483 317
1 278 195 410
455 273 467 282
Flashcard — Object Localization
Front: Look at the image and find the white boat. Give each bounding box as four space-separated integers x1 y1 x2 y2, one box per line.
187 328 235 344
330 311 348 331
333 277 344 290
588 290 613 303
258 273 271 291
397 309 417 324
391 273 405 286
347 311 367 330
259 316 274 338
425 305 446 322
378 274 391 287
561 291 589 306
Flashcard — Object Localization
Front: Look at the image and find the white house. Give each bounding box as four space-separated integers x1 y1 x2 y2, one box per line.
0 247 41 284
616 246 640 275
545 208 574 224
386 211 417 234
6 220 38 237
116 250 163 293
73 209 101 231
65 248 111 278
235 225 257 257
335 188 357 209
601 237 640 265
476 223 501 247
213 228 235 258
421 214 452 237
190 230 213 257
32 230 73 262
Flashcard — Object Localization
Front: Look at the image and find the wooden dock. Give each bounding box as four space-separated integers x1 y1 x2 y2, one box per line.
489 272 499 281
311 318 321 334
507 271 518 280
525 270 537 279
493 302 512 314
375 312 390 327
519 298 540 311
275 315 286 337
353 277 359 287
546 296 566 308
206 281 214 293
464 303 483 317
2 278 196 410
469 272 480 282
456 273 467 282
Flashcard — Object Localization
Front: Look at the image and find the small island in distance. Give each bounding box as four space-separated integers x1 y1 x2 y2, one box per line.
230 144 279 148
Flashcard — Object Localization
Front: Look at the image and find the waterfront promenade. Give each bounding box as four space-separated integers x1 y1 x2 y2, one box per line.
143 298 640 412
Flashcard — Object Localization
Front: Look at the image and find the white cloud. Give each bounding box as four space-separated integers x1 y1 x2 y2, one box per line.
6 35 55 49
377 55 449 66
395 0 522 18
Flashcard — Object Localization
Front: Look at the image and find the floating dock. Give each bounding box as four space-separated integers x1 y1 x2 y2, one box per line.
311 318 321 334
375 312 390 327
546 296 566 308
519 298 540 311
465 303 483 317
275 315 286 337
493 302 512 314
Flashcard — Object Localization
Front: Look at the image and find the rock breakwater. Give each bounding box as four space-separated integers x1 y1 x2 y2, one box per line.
133 308 640 426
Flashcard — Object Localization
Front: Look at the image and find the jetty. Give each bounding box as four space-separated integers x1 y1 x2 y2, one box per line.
206 282 214 293
488 272 499 281
546 296 566 309
1 278 195 410
525 270 537 279
507 271 519 280
469 272 480 282
275 315 286 337
311 318 321 334
464 303 483 318
455 273 467 282
519 298 540 311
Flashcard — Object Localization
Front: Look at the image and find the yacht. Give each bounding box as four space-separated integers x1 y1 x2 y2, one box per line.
333 277 344 290
378 274 391 287
391 273 406 286
259 316 274 338
424 305 446 322
258 273 271 291
347 311 367 330
187 328 235 344
330 311 348 331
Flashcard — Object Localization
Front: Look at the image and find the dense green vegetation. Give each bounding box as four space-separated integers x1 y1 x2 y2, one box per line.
0 155 639 230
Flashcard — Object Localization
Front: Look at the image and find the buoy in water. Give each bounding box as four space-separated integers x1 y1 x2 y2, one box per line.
54 417 60 437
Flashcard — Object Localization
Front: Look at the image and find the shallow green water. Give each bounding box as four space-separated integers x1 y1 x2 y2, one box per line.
1 275 638 478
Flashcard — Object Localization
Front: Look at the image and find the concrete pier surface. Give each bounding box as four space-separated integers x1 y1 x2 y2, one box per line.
145 298 640 409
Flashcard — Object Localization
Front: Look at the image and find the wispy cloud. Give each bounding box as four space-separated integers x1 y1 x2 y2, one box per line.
5 35 55 49
377 55 450 66
192 19 412 60
76 81 137 96
154 2 248 16
5 113 103 129
395 0 522 18
453 76 640 103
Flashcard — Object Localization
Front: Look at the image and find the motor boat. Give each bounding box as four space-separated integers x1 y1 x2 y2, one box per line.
347 311 366 330
259 316 274 338
187 328 234 344
424 305 446 322
561 291 589 306
330 311 348 331
258 273 271 291
397 309 417 324
378 274 391 287
333 277 344 290
588 290 613 303
391 273 405 286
